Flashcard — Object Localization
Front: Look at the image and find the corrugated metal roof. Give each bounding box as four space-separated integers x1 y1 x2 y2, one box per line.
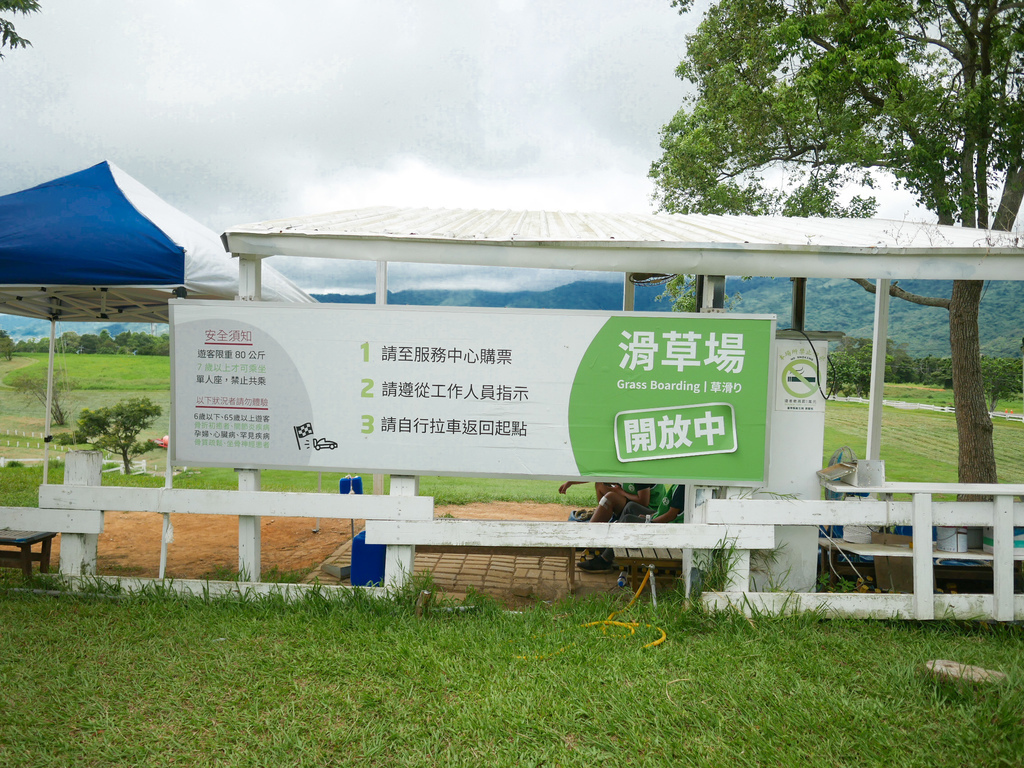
223 207 1024 281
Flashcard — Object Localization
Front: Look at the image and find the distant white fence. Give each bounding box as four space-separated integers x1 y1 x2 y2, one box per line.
832 396 1024 422
0 455 64 467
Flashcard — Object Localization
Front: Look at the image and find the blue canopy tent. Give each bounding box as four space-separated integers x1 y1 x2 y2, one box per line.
0 162 313 571
0 161 310 322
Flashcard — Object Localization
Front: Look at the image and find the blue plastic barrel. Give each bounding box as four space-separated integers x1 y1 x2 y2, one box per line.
339 476 364 495
350 530 386 586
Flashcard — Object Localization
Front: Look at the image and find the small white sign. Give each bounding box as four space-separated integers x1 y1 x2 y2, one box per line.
774 339 828 412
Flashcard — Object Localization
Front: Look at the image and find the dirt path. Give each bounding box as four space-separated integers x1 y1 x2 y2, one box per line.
47 502 573 579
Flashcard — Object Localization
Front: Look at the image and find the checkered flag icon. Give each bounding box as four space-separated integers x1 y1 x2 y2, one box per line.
294 422 314 449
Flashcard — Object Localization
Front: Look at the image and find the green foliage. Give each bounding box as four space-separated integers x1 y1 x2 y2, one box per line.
0 329 12 361
0 1 38 58
654 0 1024 229
77 397 163 474
828 338 878 397
6 369 76 426
981 356 1024 411
11 329 170 356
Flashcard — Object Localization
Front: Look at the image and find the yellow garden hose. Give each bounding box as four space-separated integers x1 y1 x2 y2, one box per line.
518 565 667 659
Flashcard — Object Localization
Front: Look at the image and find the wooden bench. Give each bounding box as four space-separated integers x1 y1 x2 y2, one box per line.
613 547 684 591
0 530 57 578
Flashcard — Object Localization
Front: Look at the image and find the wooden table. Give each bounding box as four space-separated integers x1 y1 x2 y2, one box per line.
0 530 57 578
612 547 684 591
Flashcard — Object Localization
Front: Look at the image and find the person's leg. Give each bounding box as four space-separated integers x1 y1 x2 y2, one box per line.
580 502 649 569
594 482 620 503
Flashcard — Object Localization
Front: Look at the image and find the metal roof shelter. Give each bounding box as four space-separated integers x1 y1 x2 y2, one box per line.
222 206 1024 474
222 206 1024 281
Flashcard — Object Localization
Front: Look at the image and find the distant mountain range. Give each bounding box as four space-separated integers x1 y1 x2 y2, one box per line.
2 278 1021 357
311 278 1023 357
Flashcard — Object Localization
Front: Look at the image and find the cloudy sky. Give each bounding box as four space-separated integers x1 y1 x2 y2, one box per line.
0 0 927 294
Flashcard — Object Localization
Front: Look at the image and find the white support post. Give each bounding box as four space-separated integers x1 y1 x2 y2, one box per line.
911 493 934 620
237 254 263 301
866 279 890 461
234 254 263 581
992 495 1015 621
384 475 418 589
59 451 103 576
683 488 707 598
374 261 389 497
623 274 635 311
236 469 261 581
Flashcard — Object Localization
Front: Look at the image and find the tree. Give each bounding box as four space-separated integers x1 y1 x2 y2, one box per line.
0 329 13 361
9 370 75 426
980 356 1023 411
1 1 39 58
651 0 1024 486
77 397 161 474
829 338 876 398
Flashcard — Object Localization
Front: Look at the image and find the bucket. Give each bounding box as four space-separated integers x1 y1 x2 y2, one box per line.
842 525 873 544
936 526 968 553
350 530 386 586
339 475 364 495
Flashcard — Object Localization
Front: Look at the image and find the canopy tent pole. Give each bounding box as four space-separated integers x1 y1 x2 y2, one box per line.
158 397 175 579
42 316 56 485
866 279 891 461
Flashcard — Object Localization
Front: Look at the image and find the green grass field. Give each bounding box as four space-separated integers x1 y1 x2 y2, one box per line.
0 581 1021 767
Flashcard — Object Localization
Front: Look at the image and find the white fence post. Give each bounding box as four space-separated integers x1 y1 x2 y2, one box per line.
384 475 418 589
59 451 103 577
911 494 935 620
992 494 1015 621
237 469 261 581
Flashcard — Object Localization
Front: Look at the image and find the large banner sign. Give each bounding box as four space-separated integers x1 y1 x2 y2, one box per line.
170 302 774 483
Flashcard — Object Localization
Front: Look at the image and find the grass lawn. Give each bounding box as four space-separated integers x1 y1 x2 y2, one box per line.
0 583 1021 767
2 354 1023 765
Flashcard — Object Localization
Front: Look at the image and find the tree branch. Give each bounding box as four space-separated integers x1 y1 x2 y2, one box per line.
850 278 952 309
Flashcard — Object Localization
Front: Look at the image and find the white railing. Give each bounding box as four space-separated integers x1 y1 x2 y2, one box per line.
698 483 1024 621
832 396 1024 422
4 452 1022 620
0 455 65 467
5 452 771 598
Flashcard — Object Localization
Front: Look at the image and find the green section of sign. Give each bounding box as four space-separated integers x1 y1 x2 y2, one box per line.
567 315 771 482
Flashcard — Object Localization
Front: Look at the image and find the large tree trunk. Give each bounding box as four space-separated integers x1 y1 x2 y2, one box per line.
949 280 997 490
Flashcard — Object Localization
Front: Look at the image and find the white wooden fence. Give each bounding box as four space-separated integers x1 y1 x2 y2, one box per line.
698 483 1024 621
3 451 1022 620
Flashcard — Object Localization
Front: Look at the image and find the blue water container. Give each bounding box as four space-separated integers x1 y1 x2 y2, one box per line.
350 530 386 587
339 476 364 495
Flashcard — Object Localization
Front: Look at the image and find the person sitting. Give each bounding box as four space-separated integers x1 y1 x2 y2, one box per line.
578 483 687 572
559 480 654 521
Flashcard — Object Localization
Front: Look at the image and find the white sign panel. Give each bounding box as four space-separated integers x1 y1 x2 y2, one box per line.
774 339 828 412
170 301 774 482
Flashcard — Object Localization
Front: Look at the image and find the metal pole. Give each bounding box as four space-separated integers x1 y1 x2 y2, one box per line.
42 317 56 485
866 279 891 461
